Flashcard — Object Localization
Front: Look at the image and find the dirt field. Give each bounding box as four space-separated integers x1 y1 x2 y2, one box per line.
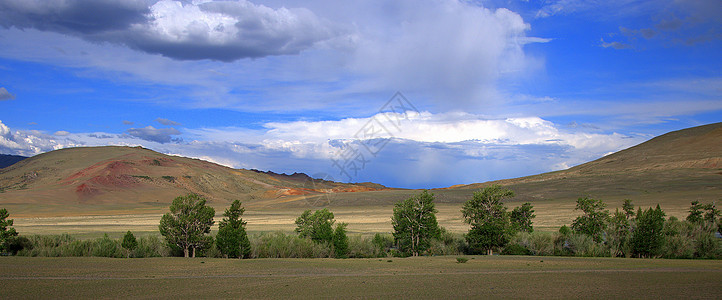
1 256 720 299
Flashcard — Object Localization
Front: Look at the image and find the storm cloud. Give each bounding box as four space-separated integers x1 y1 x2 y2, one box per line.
0 0 337 61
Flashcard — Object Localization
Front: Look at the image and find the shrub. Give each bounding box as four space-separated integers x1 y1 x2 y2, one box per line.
502 243 531 255
250 232 331 258
456 257 469 263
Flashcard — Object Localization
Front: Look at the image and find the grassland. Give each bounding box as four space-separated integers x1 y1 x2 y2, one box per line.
2 256 720 299
11 196 698 239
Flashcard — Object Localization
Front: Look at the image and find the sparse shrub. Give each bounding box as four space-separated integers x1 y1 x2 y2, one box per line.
565 233 608 257
456 257 468 263
250 232 330 258
132 235 169 258
508 231 555 256
92 234 123 258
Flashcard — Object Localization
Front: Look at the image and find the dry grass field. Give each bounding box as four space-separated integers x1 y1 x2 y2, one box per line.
11 196 699 239
2 256 720 299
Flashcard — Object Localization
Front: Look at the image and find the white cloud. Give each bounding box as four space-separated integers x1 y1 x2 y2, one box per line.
0 115 643 187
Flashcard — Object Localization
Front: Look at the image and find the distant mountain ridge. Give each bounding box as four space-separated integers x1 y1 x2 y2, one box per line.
0 154 27 169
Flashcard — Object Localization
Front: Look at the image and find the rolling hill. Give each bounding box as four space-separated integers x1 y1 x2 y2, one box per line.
0 146 389 216
1 122 720 219
297 122 722 213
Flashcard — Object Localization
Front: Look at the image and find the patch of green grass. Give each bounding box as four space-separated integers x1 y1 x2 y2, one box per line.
131 175 152 181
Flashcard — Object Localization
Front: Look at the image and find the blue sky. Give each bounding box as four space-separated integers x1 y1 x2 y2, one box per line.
0 0 720 188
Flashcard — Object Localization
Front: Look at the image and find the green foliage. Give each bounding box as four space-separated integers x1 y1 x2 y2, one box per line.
558 225 572 236
121 231 138 257
607 208 632 257
0 208 19 253
462 185 515 254
571 197 610 242
622 199 635 220
332 223 349 258
501 243 531 255
686 200 704 223
508 231 555 256
295 208 335 244
372 233 394 252
510 202 535 233
216 200 251 258
702 203 721 229
631 205 666 257
250 232 331 258
159 193 215 257
161 175 175 182
392 190 440 256
456 257 469 263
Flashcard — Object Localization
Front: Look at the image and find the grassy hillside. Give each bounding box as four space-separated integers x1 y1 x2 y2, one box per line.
1 123 720 229
0 146 388 216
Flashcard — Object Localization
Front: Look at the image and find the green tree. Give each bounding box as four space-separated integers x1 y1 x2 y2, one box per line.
571 197 610 242
392 190 440 256
216 200 251 258
686 200 704 223
510 202 535 233
631 205 666 258
332 223 349 258
461 185 515 255
295 208 335 244
622 199 635 220
121 230 138 257
607 208 631 257
0 208 19 253
159 194 215 258
702 203 721 230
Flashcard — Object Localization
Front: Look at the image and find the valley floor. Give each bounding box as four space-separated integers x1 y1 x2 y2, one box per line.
1 256 720 299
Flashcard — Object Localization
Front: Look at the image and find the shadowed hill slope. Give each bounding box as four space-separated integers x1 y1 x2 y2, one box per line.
0 154 27 169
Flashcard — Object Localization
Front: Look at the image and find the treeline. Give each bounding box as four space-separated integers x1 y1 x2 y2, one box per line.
1 187 720 259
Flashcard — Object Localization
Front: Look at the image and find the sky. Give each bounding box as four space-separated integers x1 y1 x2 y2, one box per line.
0 0 720 189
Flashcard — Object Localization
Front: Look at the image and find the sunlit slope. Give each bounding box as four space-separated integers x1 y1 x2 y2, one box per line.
0 146 387 216
304 122 722 211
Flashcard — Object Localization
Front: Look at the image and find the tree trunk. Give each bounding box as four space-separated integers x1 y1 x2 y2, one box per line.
184 246 189 258
192 247 196 258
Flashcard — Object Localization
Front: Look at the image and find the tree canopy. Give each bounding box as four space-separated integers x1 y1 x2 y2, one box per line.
462 185 518 255
571 197 610 242
295 208 335 244
216 200 251 258
0 208 18 253
159 194 215 258
392 190 440 256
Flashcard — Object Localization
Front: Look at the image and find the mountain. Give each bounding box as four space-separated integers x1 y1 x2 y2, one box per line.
445 122 722 205
0 146 388 215
0 154 27 169
1 123 719 217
